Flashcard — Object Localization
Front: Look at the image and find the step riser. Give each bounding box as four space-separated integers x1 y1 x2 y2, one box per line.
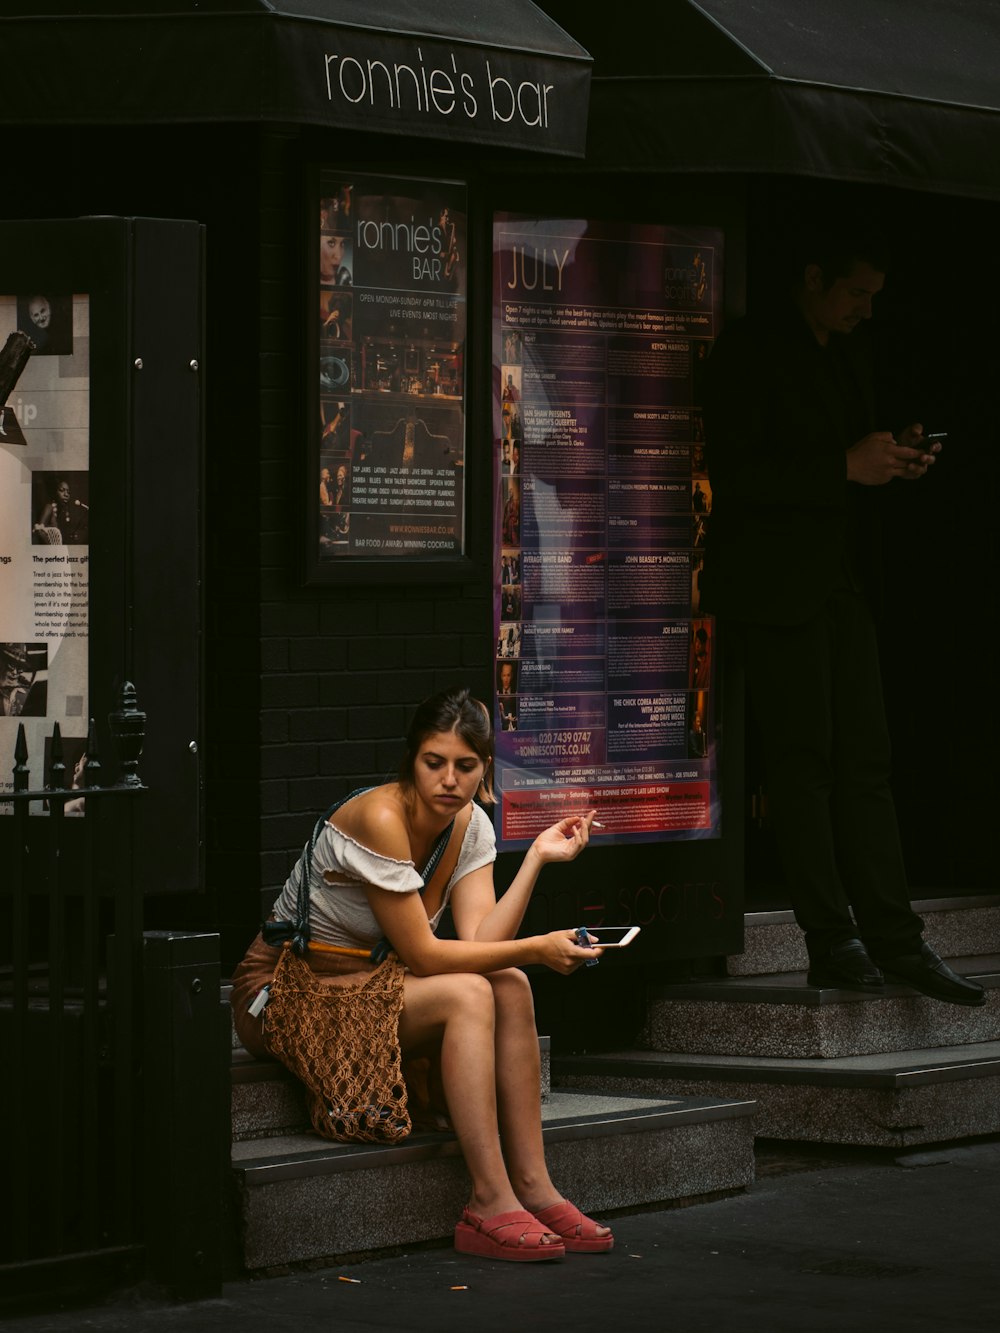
557 1071 1000 1149
644 992 1000 1059
732 904 1000 977
232 1079 306 1142
237 1116 754 1271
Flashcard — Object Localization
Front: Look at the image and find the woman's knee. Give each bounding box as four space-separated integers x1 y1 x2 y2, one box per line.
400 972 494 1047
406 970 492 1010
455 971 495 1003
486 966 535 1016
435 972 497 1021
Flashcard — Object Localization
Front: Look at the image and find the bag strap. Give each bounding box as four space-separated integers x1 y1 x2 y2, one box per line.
261 786 455 961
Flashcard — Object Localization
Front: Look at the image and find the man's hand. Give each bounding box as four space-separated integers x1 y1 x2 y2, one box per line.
896 422 942 478
846 424 940 485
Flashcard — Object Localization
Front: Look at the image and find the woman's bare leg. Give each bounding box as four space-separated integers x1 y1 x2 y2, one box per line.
483 968 558 1208
488 968 611 1241
399 972 554 1230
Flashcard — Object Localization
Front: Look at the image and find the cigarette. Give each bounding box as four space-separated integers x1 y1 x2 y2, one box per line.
591 819 605 828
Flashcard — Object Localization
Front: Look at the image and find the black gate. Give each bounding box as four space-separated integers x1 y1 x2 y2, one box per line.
1 686 225 1307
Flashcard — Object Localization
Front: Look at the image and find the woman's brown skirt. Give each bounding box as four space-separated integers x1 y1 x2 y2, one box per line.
229 932 451 1131
229 932 375 1058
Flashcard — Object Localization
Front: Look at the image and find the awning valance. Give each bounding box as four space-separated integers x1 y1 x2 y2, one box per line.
0 1 592 157
538 0 1000 198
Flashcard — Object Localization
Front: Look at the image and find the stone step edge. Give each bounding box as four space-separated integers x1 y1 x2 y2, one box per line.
553 1040 1000 1090
649 955 1000 1006
743 893 1000 928
233 1090 756 1187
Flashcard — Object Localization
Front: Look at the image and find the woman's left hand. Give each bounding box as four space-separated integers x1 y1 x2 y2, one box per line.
532 810 595 864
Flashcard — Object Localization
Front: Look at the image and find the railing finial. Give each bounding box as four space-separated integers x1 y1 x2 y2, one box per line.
109 681 146 788
13 722 29 792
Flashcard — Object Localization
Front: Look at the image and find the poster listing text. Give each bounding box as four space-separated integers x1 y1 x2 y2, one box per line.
0 293 90 803
314 173 467 566
492 216 722 848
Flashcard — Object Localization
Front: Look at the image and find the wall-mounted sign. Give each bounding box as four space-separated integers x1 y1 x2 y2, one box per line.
492 214 723 849
0 10 591 159
311 29 590 155
306 172 468 582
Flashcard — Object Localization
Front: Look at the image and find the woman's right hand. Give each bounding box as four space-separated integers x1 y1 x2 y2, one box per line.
531 810 595 865
536 929 603 974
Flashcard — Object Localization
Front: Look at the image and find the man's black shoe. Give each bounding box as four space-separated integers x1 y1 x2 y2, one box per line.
806 938 884 992
875 942 986 1007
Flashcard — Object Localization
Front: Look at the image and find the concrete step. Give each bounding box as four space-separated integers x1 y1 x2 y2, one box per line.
231 1088 756 1272
553 1041 1000 1149
642 956 1000 1059
232 1036 553 1142
731 894 1000 977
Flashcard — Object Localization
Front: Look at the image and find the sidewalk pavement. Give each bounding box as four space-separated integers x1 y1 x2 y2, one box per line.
7 1137 1000 1333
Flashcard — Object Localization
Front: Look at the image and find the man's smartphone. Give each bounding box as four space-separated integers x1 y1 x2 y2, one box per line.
576 925 641 948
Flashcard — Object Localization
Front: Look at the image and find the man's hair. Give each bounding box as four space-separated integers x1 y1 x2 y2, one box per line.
792 224 890 289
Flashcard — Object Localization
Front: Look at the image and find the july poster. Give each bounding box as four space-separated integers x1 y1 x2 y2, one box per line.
492 215 723 848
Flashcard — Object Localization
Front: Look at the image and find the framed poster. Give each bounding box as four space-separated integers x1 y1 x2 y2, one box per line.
305 170 470 583
492 213 723 849
0 292 90 801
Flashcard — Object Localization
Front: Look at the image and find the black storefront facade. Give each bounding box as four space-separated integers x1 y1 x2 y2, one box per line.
2 0 999 1304
537 0 1000 906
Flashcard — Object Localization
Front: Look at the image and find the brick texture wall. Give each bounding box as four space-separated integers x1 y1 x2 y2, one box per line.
254 132 494 911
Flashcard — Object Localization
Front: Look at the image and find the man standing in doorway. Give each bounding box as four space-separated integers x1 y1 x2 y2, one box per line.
702 230 983 1005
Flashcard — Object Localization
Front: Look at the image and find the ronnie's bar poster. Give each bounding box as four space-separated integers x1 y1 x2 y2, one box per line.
492 215 723 848
309 172 467 577
0 293 90 800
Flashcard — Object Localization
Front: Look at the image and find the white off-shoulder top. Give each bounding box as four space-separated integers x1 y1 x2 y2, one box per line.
270 802 497 950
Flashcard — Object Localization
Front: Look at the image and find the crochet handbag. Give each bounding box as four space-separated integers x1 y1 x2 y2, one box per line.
259 790 453 1145
263 942 410 1143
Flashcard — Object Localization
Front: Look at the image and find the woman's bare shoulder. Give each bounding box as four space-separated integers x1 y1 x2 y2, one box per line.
331 785 411 861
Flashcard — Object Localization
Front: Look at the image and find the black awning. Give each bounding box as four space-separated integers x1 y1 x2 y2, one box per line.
0 1 591 157
537 0 1000 198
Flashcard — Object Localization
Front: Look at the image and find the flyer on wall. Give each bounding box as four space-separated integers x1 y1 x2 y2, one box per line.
492 214 723 848
0 292 90 804
310 172 468 577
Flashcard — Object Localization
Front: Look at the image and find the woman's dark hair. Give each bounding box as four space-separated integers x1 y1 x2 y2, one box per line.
399 686 495 804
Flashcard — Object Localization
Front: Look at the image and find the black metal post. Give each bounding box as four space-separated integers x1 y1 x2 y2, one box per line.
45 723 67 1250
8 726 30 1263
108 682 146 1240
141 931 226 1298
78 717 103 1247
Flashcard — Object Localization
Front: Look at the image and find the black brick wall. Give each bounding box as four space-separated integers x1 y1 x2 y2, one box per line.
252 130 495 923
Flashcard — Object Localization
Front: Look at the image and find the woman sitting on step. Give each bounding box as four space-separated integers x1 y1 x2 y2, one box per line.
231 685 613 1262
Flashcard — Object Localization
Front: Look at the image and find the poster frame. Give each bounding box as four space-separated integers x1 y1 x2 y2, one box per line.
490 210 724 851
302 163 481 587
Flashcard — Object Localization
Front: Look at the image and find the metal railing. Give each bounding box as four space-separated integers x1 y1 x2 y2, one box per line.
1 683 148 1289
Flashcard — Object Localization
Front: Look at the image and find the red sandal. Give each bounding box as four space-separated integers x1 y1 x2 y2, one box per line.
531 1200 614 1252
454 1207 566 1262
